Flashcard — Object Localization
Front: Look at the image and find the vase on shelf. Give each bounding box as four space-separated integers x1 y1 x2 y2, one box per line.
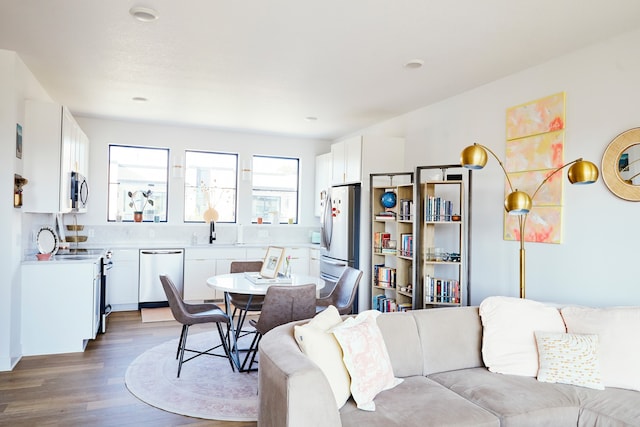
133 211 143 222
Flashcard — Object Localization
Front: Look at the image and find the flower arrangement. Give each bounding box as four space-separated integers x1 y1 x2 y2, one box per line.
128 190 154 212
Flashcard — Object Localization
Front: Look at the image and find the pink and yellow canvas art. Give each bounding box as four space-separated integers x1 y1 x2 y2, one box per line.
506 92 565 141
505 131 564 173
505 169 564 207
504 206 562 244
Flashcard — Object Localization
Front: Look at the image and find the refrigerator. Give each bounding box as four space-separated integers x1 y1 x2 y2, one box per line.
320 184 360 306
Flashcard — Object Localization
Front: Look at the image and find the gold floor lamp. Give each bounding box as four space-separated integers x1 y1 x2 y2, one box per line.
460 143 599 299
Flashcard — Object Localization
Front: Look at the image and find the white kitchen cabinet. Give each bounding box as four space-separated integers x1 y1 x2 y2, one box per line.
22 260 101 355
315 152 332 216
107 249 139 311
309 247 320 277
331 135 362 185
285 247 310 276
184 247 247 301
23 100 89 213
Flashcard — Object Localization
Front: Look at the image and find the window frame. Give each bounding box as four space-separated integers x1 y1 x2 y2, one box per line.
251 155 300 224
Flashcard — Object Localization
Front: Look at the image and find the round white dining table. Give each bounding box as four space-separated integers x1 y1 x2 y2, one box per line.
206 272 326 296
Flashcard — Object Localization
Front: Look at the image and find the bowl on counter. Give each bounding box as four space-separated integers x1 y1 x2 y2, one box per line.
36 253 52 261
65 235 88 243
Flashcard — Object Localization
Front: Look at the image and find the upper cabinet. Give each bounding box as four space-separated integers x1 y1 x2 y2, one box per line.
331 135 362 185
23 100 90 213
315 152 332 216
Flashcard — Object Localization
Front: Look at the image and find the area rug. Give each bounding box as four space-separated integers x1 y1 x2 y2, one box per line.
125 331 258 421
141 307 175 322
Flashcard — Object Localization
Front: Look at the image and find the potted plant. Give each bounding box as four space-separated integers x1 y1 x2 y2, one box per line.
128 190 154 222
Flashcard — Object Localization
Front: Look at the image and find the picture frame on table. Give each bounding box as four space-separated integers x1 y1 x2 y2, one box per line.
260 246 286 278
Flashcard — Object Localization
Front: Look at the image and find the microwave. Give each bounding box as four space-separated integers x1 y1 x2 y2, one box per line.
70 171 89 212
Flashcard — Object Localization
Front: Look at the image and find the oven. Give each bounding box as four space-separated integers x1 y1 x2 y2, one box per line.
100 250 113 333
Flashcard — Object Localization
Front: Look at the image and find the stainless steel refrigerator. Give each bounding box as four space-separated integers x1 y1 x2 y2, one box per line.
320 184 360 305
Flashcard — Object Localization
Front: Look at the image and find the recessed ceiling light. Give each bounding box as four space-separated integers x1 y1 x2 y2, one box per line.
129 6 158 22
404 59 424 69
132 96 148 102
305 116 318 121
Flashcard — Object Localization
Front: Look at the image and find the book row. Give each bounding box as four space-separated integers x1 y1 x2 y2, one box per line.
398 198 414 221
373 264 396 288
424 275 460 304
373 294 412 312
425 196 456 222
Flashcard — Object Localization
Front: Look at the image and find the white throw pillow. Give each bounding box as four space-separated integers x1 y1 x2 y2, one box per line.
535 331 604 390
561 305 640 391
479 296 566 376
331 310 403 411
294 305 351 409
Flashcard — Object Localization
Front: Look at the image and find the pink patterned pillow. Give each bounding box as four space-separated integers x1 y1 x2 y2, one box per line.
331 310 403 411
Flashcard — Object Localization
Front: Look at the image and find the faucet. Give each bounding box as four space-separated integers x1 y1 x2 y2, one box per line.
209 221 216 243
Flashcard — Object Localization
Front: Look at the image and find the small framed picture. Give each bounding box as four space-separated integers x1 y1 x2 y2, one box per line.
16 123 22 159
260 246 286 278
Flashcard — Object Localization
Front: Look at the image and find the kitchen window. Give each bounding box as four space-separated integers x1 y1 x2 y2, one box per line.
108 145 169 222
252 156 299 223
184 150 238 222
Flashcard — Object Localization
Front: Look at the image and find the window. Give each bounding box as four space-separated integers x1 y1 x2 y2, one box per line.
184 150 238 222
252 156 299 223
108 145 169 222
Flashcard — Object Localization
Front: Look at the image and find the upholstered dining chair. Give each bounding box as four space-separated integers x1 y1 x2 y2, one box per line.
159 274 234 377
228 260 265 337
241 283 317 371
316 267 363 315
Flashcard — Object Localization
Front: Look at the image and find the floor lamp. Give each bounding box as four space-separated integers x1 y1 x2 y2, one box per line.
460 143 599 299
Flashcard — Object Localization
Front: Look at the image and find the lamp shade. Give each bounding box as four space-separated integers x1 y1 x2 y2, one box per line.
567 160 599 184
504 190 532 215
461 145 488 169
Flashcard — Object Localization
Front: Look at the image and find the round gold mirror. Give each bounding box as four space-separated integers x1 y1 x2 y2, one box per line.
602 128 640 201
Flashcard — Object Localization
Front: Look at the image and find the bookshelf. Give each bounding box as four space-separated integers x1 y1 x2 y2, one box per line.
370 173 414 313
415 165 471 308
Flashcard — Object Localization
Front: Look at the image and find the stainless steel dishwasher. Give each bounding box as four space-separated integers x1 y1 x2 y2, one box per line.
139 248 184 308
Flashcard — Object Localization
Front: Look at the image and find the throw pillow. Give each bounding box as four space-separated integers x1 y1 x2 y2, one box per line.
293 305 351 409
479 296 566 376
534 331 604 390
561 305 640 391
331 310 403 411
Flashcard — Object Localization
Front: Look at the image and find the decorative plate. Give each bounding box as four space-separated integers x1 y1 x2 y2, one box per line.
36 226 59 255
380 191 397 208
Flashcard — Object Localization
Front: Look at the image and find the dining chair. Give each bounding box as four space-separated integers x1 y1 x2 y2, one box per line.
316 267 363 315
228 260 265 337
159 274 234 377
241 283 317 371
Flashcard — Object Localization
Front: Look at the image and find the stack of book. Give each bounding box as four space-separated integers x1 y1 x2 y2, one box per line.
375 211 396 220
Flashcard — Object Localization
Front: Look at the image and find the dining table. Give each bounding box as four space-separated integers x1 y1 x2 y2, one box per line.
206 272 326 371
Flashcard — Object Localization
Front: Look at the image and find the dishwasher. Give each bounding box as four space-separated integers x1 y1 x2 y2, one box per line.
139 248 185 308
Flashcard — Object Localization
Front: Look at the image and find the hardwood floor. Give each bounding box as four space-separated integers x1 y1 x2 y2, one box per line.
0 311 258 427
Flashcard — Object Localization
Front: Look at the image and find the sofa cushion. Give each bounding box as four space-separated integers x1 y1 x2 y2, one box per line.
294 305 351 408
479 296 565 376
561 305 640 391
375 311 423 377
339 376 498 427
534 331 604 390
429 367 582 426
577 386 640 427
412 306 484 375
332 310 402 411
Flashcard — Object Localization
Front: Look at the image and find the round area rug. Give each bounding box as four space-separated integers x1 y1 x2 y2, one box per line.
125 331 258 421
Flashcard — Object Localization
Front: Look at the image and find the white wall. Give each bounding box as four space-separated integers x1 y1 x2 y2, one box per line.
0 50 53 371
358 28 640 307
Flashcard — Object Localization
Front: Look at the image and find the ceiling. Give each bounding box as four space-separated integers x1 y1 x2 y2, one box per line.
2 1 640 140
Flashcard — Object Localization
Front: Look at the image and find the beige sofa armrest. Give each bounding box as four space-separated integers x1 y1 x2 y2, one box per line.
258 321 342 427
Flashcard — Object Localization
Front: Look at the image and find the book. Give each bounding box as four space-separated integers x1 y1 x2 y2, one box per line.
243 272 292 284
